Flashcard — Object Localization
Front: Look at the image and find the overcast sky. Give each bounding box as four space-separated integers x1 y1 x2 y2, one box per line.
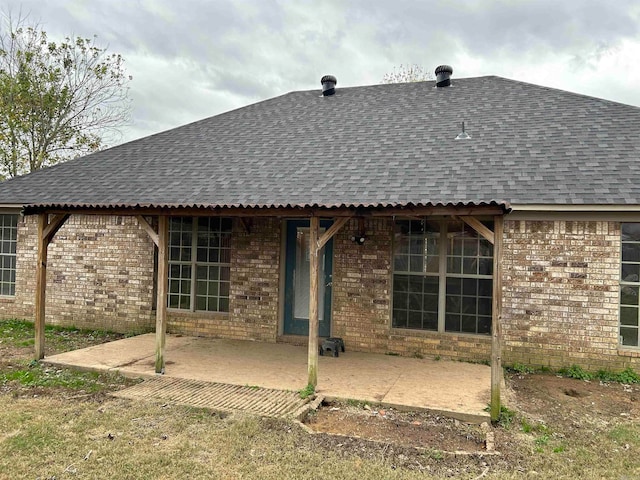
4 0 640 146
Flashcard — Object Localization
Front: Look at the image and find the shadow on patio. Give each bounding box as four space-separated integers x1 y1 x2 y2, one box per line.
44 333 491 423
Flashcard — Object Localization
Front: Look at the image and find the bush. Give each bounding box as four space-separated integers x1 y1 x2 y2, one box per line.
507 363 535 374
558 365 640 384
596 367 640 384
557 365 592 381
485 404 516 429
298 384 315 399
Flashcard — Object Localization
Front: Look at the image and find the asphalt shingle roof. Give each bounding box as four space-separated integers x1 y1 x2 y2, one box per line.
1 75 640 211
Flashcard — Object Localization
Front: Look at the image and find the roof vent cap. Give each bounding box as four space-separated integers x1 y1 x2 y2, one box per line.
321 75 337 96
435 65 453 87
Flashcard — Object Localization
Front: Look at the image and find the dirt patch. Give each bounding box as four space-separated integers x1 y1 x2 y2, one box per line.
305 401 486 452
508 372 639 427
0 344 32 362
304 373 640 455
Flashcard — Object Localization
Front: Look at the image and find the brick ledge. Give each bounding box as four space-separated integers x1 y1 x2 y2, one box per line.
167 309 230 320
618 348 640 358
390 327 492 343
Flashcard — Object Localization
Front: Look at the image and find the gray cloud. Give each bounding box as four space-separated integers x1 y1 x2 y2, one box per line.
4 0 640 144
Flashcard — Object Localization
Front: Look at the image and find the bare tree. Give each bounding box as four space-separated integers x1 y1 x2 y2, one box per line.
0 11 132 178
381 64 433 84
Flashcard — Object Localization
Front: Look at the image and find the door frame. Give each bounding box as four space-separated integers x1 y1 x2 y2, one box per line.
280 219 334 337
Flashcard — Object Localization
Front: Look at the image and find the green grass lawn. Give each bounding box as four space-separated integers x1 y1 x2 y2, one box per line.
0 396 446 480
0 318 134 396
0 319 639 479
0 318 128 354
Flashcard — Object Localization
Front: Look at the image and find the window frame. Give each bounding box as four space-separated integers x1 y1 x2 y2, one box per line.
620 223 640 348
444 219 494 335
0 214 17 297
392 219 442 331
392 217 493 335
167 217 232 313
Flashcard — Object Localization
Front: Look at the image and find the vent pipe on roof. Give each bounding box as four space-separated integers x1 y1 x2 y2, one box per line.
435 65 453 87
321 75 337 96
455 121 471 140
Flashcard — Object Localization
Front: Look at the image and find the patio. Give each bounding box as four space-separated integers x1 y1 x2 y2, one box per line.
44 333 492 423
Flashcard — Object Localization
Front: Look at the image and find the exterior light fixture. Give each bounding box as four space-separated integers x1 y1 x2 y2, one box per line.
351 234 366 245
351 218 366 245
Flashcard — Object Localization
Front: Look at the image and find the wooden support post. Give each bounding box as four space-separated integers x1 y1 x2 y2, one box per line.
307 216 320 387
34 213 70 360
155 216 169 374
34 214 48 360
490 215 504 423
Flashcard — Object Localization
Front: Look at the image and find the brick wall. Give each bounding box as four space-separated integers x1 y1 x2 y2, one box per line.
332 218 491 361
332 218 393 351
502 219 637 371
6 213 636 371
0 214 156 333
161 216 491 361
167 217 281 341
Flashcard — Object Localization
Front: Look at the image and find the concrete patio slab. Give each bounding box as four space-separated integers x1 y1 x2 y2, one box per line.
44 334 491 422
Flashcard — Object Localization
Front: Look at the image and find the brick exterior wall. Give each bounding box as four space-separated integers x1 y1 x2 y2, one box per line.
502 219 638 371
4 214 639 371
0 214 156 333
332 218 393 351
167 218 281 341
332 218 491 361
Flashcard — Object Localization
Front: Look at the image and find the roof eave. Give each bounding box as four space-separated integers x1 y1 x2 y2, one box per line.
20 200 511 217
510 204 640 212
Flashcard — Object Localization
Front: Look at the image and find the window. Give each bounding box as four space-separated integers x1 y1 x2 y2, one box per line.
620 223 640 347
0 214 17 296
392 218 493 335
393 220 440 330
168 217 231 312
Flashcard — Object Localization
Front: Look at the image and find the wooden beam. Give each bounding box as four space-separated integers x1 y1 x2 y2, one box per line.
490 215 504 424
317 215 352 250
136 215 159 247
155 216 169 374
369 206 505 217
457 216 495 245
239 217 252 234
34 214 48 360
307 216 320 388
42 213 69 243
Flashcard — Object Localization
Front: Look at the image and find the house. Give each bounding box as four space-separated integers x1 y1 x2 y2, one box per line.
0 66 638 405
